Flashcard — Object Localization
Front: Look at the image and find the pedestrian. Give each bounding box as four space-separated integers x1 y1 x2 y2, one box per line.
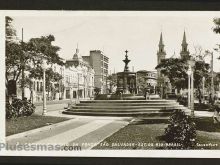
146 90 150 100
209 93 214 105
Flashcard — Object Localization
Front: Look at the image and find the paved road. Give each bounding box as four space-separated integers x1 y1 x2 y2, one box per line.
34 103 67 115
6 116 131 150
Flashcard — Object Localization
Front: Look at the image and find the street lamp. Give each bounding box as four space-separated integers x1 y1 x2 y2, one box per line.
42 59 47 116
187 66 192 109
187 57 195 117
202 77 205 103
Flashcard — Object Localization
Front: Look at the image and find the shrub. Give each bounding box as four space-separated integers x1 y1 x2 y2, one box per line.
6 102 18 119
163 110 197 149
6 98 35 119
177 95 188 106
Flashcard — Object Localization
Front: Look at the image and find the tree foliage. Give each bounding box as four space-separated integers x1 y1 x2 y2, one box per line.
155 58 188 90
26 35 64 66
164 110 197 149
5 16 16 40
29 66 63 92
213 18 220 34
155 57 210 101
5 16 64 98
213 18 220 59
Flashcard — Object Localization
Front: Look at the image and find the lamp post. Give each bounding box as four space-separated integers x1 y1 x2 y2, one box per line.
77 73 80 102
211 52 214 102
188 57 195 117
42 59 47 116
202 77 205 103
187 67 191 109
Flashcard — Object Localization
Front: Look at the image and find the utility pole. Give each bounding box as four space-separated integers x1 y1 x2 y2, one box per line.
21 28 25 99
211 52 214 101
187 69 191 109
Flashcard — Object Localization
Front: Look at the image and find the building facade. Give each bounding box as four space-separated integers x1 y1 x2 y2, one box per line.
137 70 157 94
16 47 95 103
64 47 95 99
83 50 109 94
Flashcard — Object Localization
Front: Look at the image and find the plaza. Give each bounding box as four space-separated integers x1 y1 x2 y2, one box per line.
5 14 220 151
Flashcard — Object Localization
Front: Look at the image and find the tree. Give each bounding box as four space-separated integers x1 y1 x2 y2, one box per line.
107 74 117 93
5 16 26 97
137 74 149 94
156 57 210 103
213 18 220 59
155 58 188 91
25 35 64 66
28 66 63 100
213 18 220 34
5 16 64 100
193 60 210 103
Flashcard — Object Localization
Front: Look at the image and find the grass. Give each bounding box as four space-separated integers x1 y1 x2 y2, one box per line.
194 103 213 111
6 114 70 136
194 117 220 132
93 118 220 150
93 122 167 150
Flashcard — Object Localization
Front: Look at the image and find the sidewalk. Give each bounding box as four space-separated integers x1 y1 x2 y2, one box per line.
33 99 71 106
6 116 131 150
33 98 90 106
33 98 87 115
34 104 67 116
184 109 215 118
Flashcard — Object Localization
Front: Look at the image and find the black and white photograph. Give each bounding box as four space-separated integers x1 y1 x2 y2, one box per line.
1 10 220 158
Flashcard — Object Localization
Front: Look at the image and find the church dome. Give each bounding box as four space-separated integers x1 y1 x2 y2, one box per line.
73 47 83 62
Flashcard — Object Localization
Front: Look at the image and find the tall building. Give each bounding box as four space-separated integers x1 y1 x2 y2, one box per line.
180 31 190 60
83 50 109 94
156 32 180 96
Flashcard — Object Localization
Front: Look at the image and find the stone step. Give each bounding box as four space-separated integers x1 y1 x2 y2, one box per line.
65 109 174 113
63 110 172 117
80 100 177 103
71 105 183 110
76 102 178 106
62 99 186 118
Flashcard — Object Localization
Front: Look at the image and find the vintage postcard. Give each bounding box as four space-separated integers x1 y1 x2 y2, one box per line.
0 10 220 158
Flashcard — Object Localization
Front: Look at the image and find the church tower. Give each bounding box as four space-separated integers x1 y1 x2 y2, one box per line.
180 31 190 60
157 32 166 79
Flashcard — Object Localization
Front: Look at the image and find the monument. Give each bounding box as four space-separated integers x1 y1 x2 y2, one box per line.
116 50 137 94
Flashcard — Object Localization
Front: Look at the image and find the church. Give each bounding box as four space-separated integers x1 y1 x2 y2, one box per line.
156 31 190 98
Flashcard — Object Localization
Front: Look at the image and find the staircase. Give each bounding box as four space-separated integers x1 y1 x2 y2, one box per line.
62 100 188 118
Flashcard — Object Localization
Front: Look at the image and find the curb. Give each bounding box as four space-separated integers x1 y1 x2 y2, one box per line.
6 118 78 141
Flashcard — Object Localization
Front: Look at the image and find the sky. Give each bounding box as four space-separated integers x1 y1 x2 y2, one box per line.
11 11 220 73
